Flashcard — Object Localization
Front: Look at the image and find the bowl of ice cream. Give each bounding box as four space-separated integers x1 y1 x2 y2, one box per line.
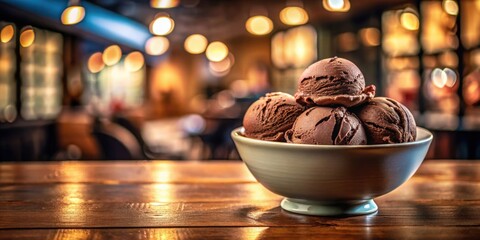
231 57 433 216
232 126 432 216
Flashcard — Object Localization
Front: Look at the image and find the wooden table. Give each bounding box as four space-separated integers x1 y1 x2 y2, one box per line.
0 160 479 239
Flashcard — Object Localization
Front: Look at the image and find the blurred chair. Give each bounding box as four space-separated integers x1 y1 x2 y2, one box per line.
112 115 184 160
92 119 143 160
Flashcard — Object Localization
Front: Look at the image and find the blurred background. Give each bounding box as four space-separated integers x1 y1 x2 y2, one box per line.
0 0 479 161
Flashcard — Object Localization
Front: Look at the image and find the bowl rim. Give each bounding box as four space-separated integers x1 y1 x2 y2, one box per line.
231 126 433 149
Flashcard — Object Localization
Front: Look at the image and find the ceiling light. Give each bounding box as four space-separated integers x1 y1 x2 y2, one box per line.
279 6 309 26
150 0 179 9
184 34 208 54
0 24 14 43
19 26 35 48
145 36 169 55
245 15 273 35
322 0 351 12
61 0 85 25
124 51 145 72
205 41 229 62
443 0 459 16
149 14 174 35
400 11 419 31
87 52 105 73
102 45 122 66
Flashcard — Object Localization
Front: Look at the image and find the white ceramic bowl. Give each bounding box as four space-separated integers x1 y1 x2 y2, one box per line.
231 127 433 216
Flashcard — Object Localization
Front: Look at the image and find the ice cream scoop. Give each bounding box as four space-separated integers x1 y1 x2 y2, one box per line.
243 92 304 142
354 97 416 144
285 106 367 145
294 57 376 107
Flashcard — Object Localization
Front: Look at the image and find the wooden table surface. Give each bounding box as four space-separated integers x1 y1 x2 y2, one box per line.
0 160 479 239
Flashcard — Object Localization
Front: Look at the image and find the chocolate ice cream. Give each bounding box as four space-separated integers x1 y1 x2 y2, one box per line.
354 97 416 144
243 92 304 142
285 106 367 145
294 57 376 107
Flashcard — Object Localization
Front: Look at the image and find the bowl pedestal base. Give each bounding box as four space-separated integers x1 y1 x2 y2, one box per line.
281 198 378 216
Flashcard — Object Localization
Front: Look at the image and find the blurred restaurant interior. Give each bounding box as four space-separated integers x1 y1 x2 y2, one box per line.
0 0 479 161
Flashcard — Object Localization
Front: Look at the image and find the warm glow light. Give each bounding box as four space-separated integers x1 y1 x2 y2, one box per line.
245 15 273 35
184 34 208 54
359 27 381 46
205 41 228 62
400 12 419 31
87 52 104 73
431 68 447 88
149 15 174 36
102 45 122 66
279 6 309 26
1 25 14 43
323 0 350 12
271 32 287 68
145 36 169 55
61 6 85 25
284 25 317 67
125 51 145 72
150 0 179 8
20 28 35 48
209 53 234 73
443 0 459 15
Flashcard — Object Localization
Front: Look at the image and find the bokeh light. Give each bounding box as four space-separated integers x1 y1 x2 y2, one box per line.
245 16 273 35
87 52 105 73
400 12 419 31
124 51 145 72
149 15 174 36
102 45 122 66
184 34 208 54
1 25 14 43
443 0 459 16
279 6 309 26
323 0 350 12
359 27 381 46
61 5 85 25
145 36 169 55
206 41 228 62
150 0 179 9
19 27 35 47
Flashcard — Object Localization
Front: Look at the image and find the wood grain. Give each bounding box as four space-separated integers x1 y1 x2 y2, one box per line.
1 227 480 240
0 160 479 239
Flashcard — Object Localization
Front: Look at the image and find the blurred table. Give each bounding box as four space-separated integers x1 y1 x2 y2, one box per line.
0 160 479 239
